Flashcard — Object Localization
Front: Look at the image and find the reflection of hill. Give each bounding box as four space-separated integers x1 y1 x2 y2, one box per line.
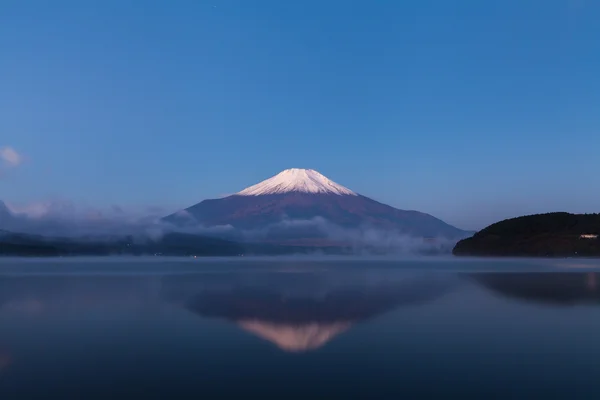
163 272 456 352
468 273 600 305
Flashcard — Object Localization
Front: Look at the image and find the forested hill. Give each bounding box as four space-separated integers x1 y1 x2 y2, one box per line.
453 213 600 257
0 230 355 257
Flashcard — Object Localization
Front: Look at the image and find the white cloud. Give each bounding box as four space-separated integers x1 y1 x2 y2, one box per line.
0 147 23 167
1 200 177 238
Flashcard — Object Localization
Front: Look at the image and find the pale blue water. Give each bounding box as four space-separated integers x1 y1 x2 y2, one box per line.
1 258 600 399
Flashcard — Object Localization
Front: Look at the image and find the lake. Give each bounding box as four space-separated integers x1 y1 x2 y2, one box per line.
1 257 600 399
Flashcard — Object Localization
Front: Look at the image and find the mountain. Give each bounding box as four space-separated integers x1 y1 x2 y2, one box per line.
0 201 13 223
0 200 22 233
453 212 600 257
165 168 468 241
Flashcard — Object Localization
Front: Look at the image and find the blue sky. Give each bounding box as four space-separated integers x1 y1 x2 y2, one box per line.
1 0 599 230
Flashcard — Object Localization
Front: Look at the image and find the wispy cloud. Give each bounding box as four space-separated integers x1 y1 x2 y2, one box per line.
2 199 460 254
0 147 23 168
2 200 175 238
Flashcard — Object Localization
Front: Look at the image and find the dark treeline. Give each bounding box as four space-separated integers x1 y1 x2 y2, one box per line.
0 230 359 257
454 213 600 257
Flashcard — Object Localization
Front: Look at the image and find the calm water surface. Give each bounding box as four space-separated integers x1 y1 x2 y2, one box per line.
1 258 600 399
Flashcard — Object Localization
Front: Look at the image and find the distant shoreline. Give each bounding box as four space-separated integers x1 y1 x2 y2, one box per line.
453 212 600 258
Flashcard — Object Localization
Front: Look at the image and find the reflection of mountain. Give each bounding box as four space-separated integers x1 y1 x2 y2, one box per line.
163 272 456 352
468 273 600 305
238 320 351 352
0 270 457 353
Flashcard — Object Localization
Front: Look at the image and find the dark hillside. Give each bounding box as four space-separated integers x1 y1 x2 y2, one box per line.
453 213 600 257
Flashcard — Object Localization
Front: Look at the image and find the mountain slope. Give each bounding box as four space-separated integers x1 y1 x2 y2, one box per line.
0 200 21 233
165 169 467 239
0 201 12 222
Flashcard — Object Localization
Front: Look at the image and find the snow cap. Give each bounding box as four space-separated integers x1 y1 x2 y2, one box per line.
236 168 357 196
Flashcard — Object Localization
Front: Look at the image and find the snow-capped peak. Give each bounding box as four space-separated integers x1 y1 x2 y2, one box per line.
236 168 357 196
